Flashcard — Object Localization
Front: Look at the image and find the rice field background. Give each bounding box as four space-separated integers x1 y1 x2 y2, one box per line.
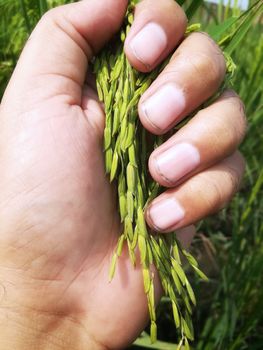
0 1 262 349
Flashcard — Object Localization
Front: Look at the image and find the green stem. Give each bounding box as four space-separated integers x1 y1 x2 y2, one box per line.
19 0 31 34
39 0 48 16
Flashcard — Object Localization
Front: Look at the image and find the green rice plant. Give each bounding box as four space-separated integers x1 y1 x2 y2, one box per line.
93 2 210 346
93 0 263 347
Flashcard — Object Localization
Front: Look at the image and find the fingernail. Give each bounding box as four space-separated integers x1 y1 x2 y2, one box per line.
130 23 167 67
154 143 200 183
142 84 186 130
149 198 185 231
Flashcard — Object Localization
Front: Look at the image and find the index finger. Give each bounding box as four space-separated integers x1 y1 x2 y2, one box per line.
124 0 187 72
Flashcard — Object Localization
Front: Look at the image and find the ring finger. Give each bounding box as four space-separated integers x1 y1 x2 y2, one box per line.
146 151 245 232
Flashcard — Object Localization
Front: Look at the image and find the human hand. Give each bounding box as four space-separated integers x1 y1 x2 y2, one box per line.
0 1 246 349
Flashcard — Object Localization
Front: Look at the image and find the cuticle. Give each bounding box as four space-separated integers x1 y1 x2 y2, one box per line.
130 41 152 70
141 103 163 131
147 207 163 232
154 156 176 186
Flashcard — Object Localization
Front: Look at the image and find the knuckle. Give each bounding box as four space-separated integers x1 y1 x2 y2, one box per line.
198 32 224 55
186 50 224 87
233 96 247 140
36 7 63 33
234 151 246 176
223 90 248 142
196 169 236 213
186 32 226 82
225 162 244 195
187 175 223 213
198 32 226 68
40 7 59 23
28 10 56 42
222 152 245 197
205 179 225 211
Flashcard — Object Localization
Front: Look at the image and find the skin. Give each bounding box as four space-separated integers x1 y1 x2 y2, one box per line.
0 0 246 349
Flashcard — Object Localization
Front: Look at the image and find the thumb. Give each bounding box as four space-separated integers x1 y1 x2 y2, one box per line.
2 0 128 111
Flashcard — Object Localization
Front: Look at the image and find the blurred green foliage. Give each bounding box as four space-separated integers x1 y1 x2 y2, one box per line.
0 1 262 349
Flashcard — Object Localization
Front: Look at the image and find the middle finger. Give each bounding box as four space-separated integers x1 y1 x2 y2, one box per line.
139 32 226 134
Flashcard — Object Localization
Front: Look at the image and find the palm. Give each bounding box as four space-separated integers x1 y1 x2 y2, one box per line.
0 90 152 348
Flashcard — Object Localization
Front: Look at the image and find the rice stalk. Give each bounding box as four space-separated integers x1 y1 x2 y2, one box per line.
93 1 207 345
93 0 263 345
